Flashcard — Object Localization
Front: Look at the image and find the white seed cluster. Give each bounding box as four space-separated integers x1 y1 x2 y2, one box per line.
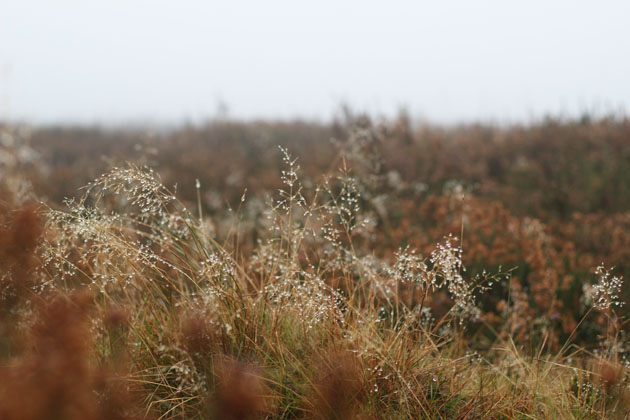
585 264 625 311
430 236 479 319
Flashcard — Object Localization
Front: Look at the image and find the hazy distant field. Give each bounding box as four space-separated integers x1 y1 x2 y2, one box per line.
1 114 629 418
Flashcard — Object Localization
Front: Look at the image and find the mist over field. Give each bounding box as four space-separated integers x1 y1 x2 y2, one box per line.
2 0 630 125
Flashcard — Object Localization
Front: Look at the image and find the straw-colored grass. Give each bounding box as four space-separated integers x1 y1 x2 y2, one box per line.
0 124 629 419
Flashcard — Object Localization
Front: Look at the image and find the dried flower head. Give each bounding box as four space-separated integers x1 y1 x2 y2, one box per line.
430 236 480 320
585 264 624 311
389 247 428 287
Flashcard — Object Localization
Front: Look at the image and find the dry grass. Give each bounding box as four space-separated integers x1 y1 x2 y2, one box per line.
0 117 629 419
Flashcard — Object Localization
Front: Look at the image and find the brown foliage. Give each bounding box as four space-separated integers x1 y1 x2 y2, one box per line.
309 349 365 420
0 292 145 420
0 203 42 311
211 358 268 420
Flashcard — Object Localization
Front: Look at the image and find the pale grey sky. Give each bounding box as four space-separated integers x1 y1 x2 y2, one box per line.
1 0 629 124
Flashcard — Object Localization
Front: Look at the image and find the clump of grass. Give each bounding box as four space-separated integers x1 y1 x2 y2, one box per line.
0 125 628 419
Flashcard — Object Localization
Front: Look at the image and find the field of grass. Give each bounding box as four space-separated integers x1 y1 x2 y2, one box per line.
1 114 629 419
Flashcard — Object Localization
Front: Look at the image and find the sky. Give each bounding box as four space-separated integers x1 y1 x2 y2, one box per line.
1 0 630 125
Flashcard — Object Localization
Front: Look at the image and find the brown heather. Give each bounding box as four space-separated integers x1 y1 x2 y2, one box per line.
180 311 218 356
0 203 42 311
211 358 268 420
309 349 365 420
0 291 146 420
